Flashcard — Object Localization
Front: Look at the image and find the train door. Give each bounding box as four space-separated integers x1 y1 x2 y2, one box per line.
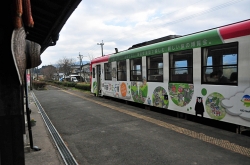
96 65 102 96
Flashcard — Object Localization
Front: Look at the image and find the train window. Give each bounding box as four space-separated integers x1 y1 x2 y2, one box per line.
130 58 142 81
147 54 163 82
202 42 238 85
169 50 193 83
104 63 112 80
92 68 95 78
117 60 127 81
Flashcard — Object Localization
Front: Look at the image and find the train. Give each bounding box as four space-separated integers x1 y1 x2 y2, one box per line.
91 19 250 128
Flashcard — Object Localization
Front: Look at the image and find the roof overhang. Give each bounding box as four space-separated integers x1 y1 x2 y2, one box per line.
25 0 82 53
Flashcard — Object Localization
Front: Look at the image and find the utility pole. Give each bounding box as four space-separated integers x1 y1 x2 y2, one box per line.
77 52 86 82
78 52 83 82
97 40 104 56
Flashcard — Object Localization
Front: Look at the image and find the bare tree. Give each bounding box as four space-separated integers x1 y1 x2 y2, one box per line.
57 57 76 78
88 53 95 61
40 65 56 80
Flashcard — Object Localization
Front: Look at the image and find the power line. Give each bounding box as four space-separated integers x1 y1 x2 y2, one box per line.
161 0 244 26
148 0 207 22
94 1 245 55
125 0 244 40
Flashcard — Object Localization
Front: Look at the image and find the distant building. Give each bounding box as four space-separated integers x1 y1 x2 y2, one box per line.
81 63 91 82
71 63 90 82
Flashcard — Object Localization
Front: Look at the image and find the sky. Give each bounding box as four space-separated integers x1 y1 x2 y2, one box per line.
39 0 250 67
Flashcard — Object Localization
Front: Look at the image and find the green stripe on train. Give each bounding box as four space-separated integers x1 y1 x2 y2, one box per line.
109 29 223 62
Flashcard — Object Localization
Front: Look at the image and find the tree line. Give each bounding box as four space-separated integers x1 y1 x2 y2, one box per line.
38 54 94 81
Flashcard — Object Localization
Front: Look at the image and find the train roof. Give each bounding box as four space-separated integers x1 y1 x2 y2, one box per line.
128 35 182 50
91 54 112 65
109 19 250 62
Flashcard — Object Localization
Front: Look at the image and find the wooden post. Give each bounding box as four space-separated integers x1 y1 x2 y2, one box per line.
0 1 25 164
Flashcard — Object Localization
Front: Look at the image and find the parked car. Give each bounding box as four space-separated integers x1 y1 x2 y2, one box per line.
71 77 78 82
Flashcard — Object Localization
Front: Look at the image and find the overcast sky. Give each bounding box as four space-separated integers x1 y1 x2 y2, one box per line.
39 0 250 67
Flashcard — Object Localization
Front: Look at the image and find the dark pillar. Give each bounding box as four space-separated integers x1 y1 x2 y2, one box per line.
0 1 25 164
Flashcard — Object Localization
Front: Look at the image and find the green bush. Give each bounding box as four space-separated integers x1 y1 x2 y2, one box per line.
46 80 53 83
75 83 91 91
33 81 46 90
54 81 63 85
62 82 76 87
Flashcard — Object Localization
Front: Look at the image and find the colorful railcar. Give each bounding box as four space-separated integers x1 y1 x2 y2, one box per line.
91 20 250 127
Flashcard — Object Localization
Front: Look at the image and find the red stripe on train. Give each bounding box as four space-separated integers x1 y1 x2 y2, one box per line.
219 20 250 40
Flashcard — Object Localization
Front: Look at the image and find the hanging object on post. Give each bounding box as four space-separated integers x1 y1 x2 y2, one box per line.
26 40 41 69
13 0 34 29
14 0 23 29
22 0 34 27
11 27 26 85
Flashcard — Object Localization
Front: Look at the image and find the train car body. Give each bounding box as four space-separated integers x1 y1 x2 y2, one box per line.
91 20 250 127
